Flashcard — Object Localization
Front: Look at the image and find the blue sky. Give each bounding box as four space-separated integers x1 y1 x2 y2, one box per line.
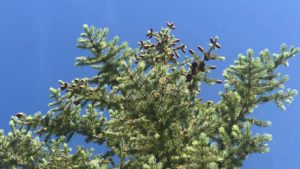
0 1 300 168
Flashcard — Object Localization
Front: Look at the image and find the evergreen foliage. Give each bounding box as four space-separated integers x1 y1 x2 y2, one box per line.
0 23 298 169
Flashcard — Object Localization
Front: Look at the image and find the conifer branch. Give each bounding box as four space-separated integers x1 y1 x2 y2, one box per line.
0 23 298 168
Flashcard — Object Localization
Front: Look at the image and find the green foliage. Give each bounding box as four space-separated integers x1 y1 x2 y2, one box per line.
0 23 298 169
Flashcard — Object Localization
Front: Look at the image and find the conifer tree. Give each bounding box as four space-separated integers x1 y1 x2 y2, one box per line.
0 23 298 169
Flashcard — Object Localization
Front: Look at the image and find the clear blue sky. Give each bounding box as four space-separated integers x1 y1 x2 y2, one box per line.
0 1 299 168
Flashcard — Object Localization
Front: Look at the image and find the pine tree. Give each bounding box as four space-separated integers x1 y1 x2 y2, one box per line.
0 23 298 169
